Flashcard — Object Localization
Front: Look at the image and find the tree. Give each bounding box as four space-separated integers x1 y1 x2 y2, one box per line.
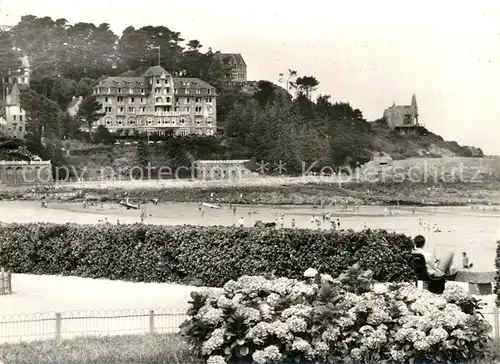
93 125 115 145
136 140 150 173
0 31 21 101
295 76 319 100
75 95 106 143
20 88 63 142
186 39 202 51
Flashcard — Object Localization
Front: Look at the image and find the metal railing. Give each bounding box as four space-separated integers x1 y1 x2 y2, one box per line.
0 307 188 344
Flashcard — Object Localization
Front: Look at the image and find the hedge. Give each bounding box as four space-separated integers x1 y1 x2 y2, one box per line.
0 223 416 286
495 239 500 306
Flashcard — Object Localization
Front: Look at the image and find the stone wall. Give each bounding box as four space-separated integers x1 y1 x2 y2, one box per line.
0 160 52 185
193 159 257 180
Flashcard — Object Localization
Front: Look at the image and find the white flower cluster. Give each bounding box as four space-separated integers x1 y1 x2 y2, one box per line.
252 345 282 364
202 327 225 355
206 355 226 364
187 268 491 364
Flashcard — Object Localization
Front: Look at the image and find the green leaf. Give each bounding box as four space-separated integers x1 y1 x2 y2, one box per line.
238 346 249 356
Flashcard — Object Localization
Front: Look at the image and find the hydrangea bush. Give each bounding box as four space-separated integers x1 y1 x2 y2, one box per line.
180 264 492 364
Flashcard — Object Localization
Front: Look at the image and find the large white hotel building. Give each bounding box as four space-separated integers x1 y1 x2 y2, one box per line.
93 66 217 136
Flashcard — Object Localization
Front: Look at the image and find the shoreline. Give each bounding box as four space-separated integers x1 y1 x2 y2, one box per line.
1 179 499 207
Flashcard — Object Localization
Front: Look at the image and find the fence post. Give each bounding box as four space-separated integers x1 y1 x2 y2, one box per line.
149 310 155 335
7 272 11 294
55 313 62 341
494 307 500 342
0 267 4 295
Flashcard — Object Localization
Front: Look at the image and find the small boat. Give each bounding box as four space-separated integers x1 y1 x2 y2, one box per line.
119 200 139 210
203 202 221 209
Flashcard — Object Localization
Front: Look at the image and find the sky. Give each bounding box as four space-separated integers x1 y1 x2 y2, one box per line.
2 0 500 155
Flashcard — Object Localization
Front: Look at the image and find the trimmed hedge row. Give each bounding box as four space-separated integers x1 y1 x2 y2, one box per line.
495 240 500 306
0 223 416 286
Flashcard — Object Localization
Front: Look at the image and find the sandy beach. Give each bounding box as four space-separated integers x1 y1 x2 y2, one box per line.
1 200 498 269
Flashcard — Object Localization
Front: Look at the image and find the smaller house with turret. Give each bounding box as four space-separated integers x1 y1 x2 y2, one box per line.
383 94 422 135
0 84 26 139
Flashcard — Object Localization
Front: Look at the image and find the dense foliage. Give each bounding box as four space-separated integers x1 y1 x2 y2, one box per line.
0 15 481 173
495 239 500 306
0 223 415 286
181 265 492 364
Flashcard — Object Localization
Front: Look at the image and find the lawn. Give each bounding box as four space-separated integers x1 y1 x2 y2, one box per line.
0 334 202 364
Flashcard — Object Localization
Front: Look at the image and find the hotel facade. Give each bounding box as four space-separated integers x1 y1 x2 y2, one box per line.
92 66 217 136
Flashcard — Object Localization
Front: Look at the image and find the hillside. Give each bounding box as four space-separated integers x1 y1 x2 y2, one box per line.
0 15 488 177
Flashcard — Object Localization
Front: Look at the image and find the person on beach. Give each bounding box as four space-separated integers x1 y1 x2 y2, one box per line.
462 252 473 269
291 219 296 228
238 217 244 227
412 235 456 278
310 215 314 224
279 216 284 229
233 206 237 215
336 219 340 229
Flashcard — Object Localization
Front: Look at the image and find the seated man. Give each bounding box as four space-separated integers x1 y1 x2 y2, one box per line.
412 235 457 278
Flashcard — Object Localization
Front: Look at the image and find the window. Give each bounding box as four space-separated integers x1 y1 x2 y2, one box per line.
19 126 23 131
141 107 147 112
186 97 191 103
166 97 171 103
185 107 190 112
129 88 133 94
19 115 23 121
196 119 201 125
140 88 144 94
166 87 170 93
117 96 124 103
105 106 112 112
118 88 122 93
128 118 135 125
195 106 202 112
21 77 25 83
128 107 135 113
13 115 16 121
155 88 161 94
195 97 201 103
156 79 160 84
180 118 186 124
105 96 109 103
185 89 190 94
178 129 188 136
107 88 110 93
196 88 200 94
206 97 212 103
147 117 153 125
119 107 124 113
130 97 135 103
117 118 123 125
155 97 162 103
105 117 112 125
207 118 213 124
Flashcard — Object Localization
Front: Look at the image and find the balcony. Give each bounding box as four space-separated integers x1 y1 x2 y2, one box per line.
154 97 172 106
154 111 189 117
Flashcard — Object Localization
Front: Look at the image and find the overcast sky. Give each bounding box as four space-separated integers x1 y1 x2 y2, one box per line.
2 0 499 154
